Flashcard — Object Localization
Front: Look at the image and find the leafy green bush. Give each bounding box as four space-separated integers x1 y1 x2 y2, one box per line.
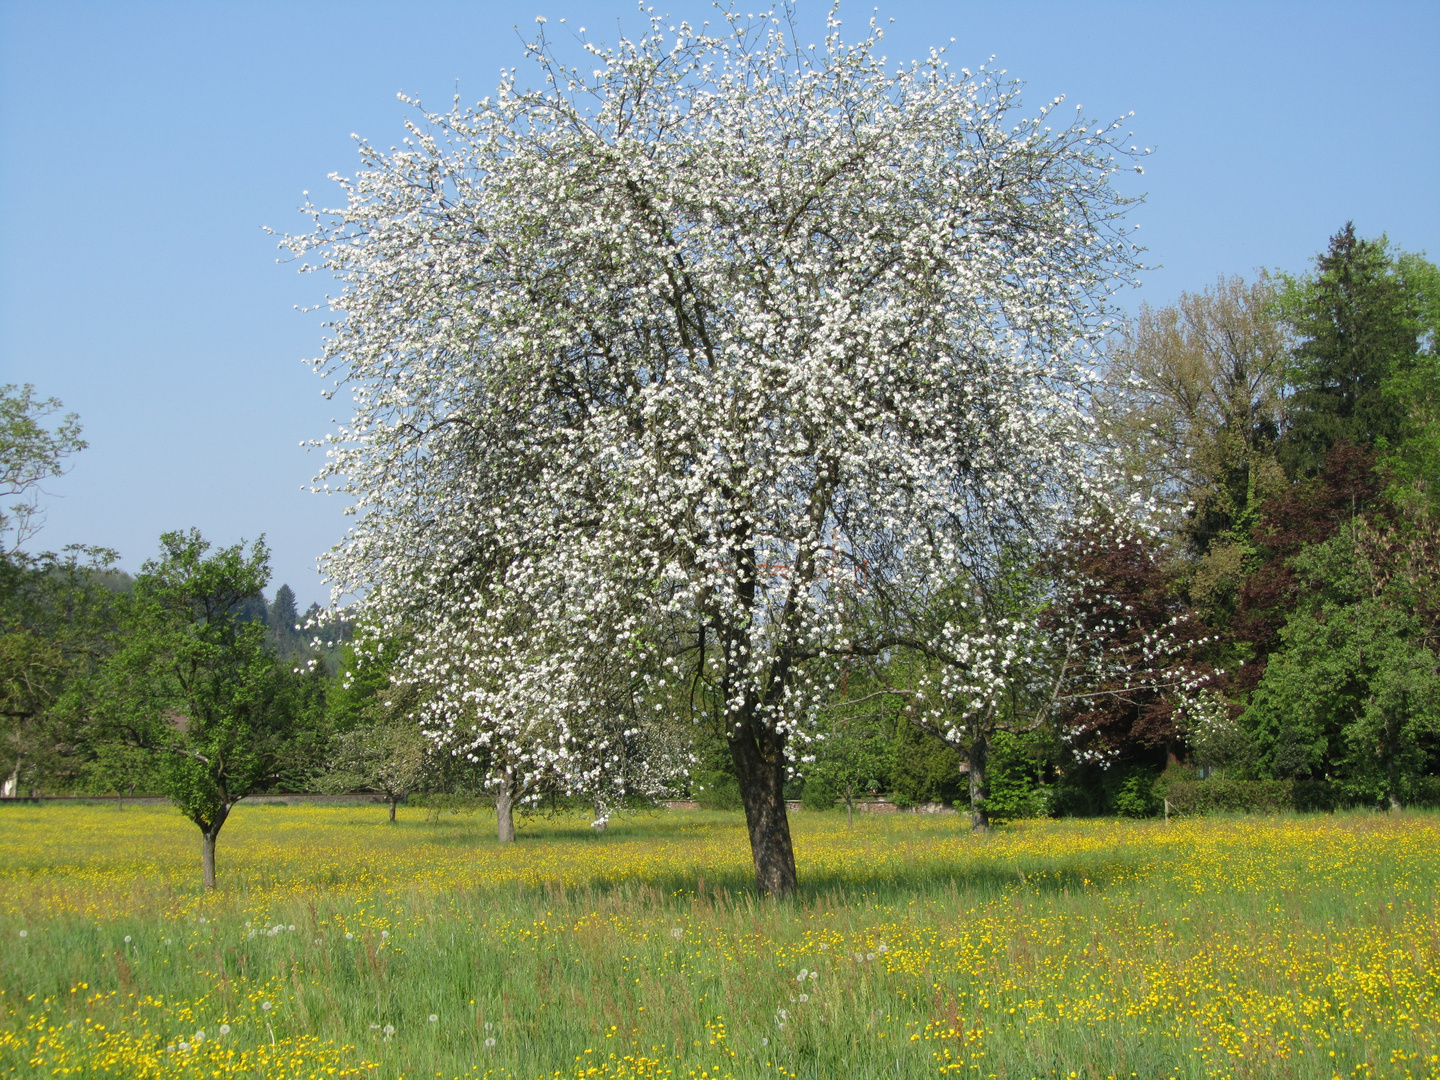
694 770 742 811
1403 776 1440 807
1049 777 1104 818
984 731 1052 822
888 723 966 809
1053 762 1163 818
799 775 838 811
1113 769 1163 818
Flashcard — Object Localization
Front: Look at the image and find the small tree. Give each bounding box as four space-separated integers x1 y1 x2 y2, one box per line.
319 684 432 822
93 530 320 887
1181 689 1251 777
420 616 686 841
799 702 893 827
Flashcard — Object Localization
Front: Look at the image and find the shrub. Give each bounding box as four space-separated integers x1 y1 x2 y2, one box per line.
1403 776 1440 808
984 732 1052 822
800 776 838 811
694 770 742 811
1113 769 1163 818
888 724 966 809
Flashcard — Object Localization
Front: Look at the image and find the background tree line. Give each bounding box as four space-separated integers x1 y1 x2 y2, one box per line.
2 221 1437 887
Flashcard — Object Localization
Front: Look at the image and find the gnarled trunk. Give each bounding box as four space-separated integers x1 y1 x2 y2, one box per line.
967 731 990 832
495 769 516 843
729 716 797 896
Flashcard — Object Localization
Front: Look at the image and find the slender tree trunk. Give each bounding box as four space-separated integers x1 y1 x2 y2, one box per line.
495 770 516 844
2 764 18 800
199 801 232 890
1386 705 1403 813
202 831 218 889
968 731 990 832
388 794 397 823
729 717 798 896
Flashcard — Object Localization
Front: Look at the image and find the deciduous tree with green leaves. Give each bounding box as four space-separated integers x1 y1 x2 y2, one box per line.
0 384 86 554
318 680 434 822
798 675 896 826
92 530 323 887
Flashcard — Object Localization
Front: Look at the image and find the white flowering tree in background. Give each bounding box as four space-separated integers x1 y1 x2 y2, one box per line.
409 611 686 840
851 520 1212 831
290 10 1147 894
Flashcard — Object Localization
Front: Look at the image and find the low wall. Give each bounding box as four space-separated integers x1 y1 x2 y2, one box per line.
663 798 955 815
0 792 391 806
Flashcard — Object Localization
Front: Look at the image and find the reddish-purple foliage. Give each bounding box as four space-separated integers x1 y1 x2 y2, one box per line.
1047 524 1213 757
1228 443 1381 694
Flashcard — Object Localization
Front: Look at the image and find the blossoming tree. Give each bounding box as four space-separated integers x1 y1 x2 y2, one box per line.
291 11 1146 894
849 521 1211 831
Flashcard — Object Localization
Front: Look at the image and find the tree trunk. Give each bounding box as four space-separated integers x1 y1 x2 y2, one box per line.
202 831 218 889
2 764 18 800
495 770 516 844
388 794 397 823
968 731 990 832
1386 705 1403 813
729 720 798 897
200 804 230 890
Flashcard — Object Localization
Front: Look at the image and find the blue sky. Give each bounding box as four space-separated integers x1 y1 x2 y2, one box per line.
1 1 1436 607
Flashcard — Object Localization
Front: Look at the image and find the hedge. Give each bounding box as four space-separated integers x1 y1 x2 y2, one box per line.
1161 779 1345 815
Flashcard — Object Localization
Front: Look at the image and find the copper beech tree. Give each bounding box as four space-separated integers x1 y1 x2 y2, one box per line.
290 11 1149 894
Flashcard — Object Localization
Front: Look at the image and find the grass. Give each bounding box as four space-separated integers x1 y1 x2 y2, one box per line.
0 803 1437 1079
